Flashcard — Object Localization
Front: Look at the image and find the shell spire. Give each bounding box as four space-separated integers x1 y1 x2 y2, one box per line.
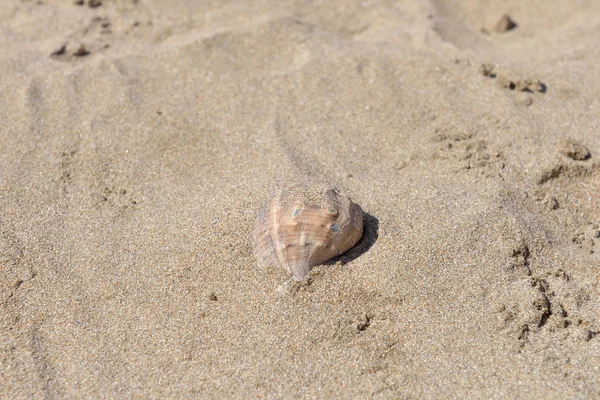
252 185 363 281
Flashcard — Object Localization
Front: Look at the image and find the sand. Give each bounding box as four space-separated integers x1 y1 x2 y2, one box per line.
1 0 599 398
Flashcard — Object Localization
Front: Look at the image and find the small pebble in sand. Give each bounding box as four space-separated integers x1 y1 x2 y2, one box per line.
73 45 90 57
252 185 363 281
480 63 497 78
495 14 517 32
51 45 67 57
561 139 591 160
11 279 24 290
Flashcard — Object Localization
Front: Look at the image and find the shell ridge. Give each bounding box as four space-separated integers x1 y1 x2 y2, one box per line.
271 189 291 273
252 185 364 281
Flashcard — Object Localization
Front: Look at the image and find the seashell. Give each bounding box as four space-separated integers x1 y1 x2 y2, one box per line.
253 184 363 281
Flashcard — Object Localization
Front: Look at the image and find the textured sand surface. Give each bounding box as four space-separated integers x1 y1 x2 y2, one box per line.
1 1 599 398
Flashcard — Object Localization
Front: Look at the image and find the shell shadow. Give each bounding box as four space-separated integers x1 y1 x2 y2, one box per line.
326 211 379 265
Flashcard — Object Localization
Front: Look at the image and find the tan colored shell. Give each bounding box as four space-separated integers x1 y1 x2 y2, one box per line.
252 185 363 281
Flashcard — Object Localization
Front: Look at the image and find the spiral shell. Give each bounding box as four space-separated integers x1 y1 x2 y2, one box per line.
252 185 364 281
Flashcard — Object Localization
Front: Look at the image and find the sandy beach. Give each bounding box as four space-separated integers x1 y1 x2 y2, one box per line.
1 0 599 398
